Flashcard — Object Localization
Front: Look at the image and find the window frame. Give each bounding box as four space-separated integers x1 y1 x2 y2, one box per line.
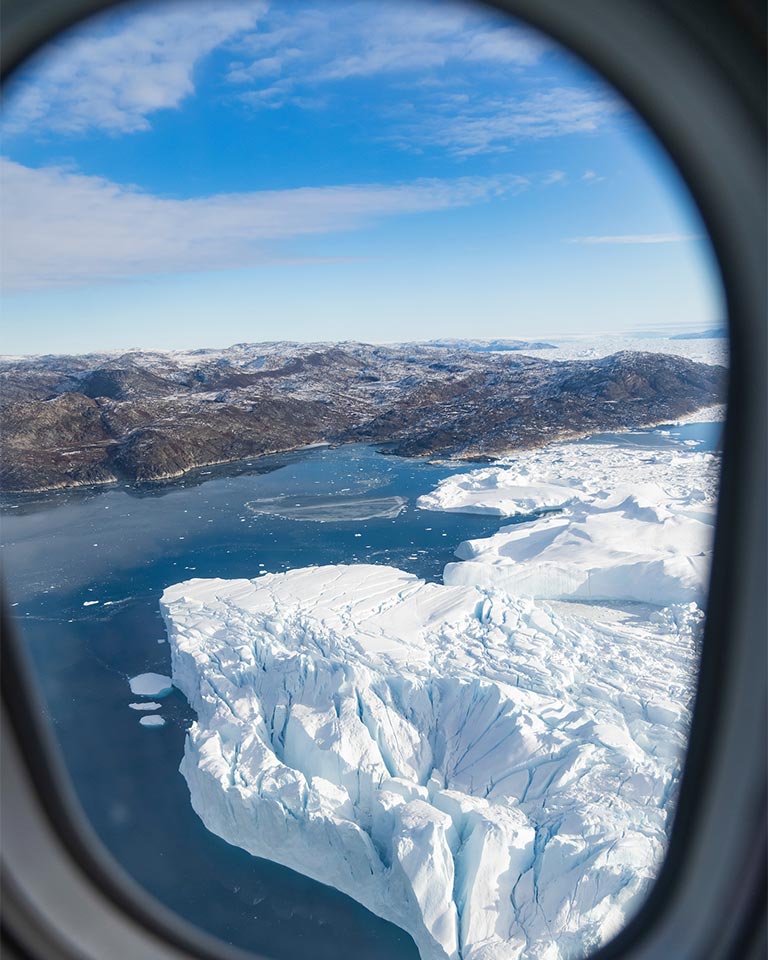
1 1 765 959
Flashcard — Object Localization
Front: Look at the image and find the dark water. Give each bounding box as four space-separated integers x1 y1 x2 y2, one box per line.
1 444 514 960
575 418 722 452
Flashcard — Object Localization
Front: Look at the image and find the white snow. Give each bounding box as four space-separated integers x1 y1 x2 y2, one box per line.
128 673 173 697
139 715 166 727
128 701 162 711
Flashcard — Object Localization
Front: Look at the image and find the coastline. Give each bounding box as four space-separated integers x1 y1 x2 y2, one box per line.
0 400 725 500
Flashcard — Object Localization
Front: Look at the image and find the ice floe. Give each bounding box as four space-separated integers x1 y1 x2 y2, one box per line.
139 715 166 727
129 672 173 697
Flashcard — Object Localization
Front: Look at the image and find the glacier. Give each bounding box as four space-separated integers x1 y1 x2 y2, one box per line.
160 440 718 960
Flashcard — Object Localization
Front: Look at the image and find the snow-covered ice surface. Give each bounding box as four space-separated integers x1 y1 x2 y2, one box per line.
420 443 719 607
139 715 166 727
161 439 716 960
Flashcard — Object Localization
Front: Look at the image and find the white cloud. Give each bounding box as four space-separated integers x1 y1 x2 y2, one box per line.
231 2 548 85
568 233 701 245
542 170 566 185
1 0 617 162
226 1 551 116
396 87 620 157
0 158 526 291
2 1 266 135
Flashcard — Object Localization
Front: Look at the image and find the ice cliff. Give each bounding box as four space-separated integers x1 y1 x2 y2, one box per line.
161 442 718 960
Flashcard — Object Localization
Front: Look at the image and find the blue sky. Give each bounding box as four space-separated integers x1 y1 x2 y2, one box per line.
0 0 722 354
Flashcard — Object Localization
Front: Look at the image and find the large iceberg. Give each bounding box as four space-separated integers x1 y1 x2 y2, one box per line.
161 442 717 960
420 444 718 606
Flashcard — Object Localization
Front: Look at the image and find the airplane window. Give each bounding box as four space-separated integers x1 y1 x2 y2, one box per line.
0 1 729 959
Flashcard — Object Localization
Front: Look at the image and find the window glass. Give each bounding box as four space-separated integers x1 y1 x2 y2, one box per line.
0 2 727 959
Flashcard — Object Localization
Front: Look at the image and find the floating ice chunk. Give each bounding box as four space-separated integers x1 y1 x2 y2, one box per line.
426 446 718 606
418 469 577 516
128 673 173 697
128 701 162 711
139 715 166 727
444 498 713 605
162 559 701 960
82 600 99 607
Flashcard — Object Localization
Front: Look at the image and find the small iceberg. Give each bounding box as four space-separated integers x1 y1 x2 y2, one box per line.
128 701 162 711
129 673 173 697
139 715 166 728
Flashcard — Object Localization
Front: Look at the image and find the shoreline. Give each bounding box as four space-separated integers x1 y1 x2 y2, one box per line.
1 405 725 502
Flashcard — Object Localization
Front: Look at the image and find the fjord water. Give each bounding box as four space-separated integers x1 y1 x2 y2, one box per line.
1 425 719 960
2 444 511 960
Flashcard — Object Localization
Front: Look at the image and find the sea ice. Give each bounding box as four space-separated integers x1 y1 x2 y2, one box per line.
128 701 162 711
246 494 407 522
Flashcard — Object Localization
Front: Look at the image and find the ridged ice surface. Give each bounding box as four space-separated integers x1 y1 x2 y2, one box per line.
161 442 717 960
420 444 718 606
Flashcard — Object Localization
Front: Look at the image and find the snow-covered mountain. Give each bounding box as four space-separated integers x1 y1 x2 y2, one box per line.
160 440 717 960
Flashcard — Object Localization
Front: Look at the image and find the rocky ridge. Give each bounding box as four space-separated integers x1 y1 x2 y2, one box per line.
0 341 724 493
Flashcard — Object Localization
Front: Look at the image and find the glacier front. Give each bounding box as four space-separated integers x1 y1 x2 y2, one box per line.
161 441 716 960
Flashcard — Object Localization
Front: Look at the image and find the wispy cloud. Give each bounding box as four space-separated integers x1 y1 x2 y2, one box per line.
0 158 526 291
404 88 621 157
221 0 616 158
2 0 621 163
2 1 266 135
568 233 701 245
229 2 548 89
